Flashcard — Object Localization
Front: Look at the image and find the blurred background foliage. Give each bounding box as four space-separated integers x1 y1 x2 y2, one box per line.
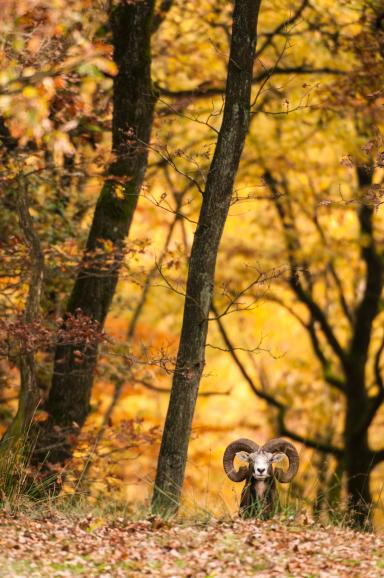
0 0 383 526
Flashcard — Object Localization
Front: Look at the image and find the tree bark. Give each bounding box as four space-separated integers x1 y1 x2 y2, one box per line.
152 0 262 516
33 0 157 470
1 179 44 454
341 166 382 528
344 407 373 529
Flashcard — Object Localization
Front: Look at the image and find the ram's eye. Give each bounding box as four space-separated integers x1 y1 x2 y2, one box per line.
235 451 251 462
272 453 285 463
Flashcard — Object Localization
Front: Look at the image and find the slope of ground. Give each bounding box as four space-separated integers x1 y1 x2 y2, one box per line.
0 513 383 577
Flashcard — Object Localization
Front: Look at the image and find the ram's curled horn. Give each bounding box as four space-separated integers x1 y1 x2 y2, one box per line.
262 438 299 483
223 438 259 482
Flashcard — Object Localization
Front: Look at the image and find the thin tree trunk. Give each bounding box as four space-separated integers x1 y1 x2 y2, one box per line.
33 0 157 471
344 397 374 529
152 0 262 515
1 179 44 453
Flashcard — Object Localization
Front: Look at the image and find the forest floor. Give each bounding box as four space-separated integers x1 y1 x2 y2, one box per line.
0 511 383 577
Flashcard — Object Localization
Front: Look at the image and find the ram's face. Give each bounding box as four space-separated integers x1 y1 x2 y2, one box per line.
236 450 285 480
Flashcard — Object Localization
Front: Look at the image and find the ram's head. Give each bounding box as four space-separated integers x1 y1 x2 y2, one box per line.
223 438 299 483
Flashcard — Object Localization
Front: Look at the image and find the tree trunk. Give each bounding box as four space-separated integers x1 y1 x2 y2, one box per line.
33 0 156 470
344 395 374 529
152 0 262 516
1 179 44 462
343 167 381 528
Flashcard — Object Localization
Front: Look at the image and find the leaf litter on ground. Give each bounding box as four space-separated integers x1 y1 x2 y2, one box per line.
0 512 383 577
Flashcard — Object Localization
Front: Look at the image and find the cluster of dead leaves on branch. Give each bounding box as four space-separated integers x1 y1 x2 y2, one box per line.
0 310 109 358
0 513 383 577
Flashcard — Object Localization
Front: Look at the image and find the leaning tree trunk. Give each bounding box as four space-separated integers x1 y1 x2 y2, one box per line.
152 0 262 516
0 179 44 456
33 0 156 471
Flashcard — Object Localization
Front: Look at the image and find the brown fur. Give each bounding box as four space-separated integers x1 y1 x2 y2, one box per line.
239 469 279 519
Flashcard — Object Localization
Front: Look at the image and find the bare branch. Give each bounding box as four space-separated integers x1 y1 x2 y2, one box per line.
134 378 231 397
127 182 191 340
210 267 288 321
276 407 344 457
152 0 174 33
309 198 353 325
212 301 344 456
158 66 346 101
373 449 384 467
211 302 284 410
264 170 348 369
349 167 383 380
255 0 309 58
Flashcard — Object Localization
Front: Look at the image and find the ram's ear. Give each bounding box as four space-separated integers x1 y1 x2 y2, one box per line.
271 452 285 463
236 451 251 462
